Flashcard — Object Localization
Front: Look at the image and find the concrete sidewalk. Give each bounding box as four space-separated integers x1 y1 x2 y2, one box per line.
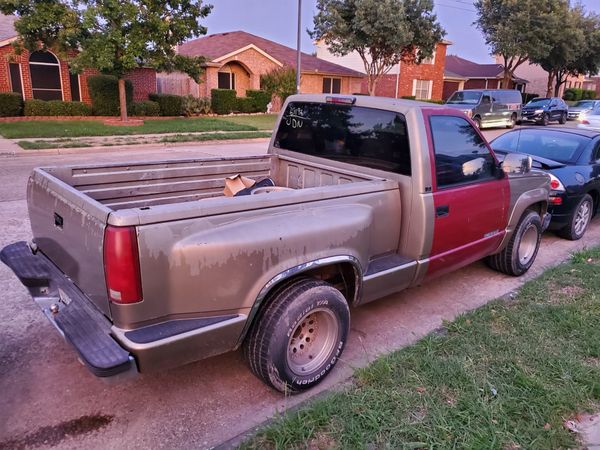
0 136 22 155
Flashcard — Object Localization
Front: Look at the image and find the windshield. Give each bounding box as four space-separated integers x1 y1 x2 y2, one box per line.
274 102 411 175
492 130 588 163
446 91 482 105
526 98 550 106
574 101 596 108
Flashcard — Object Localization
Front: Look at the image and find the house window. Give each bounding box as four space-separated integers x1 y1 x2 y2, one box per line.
413 79 432 100
69 71 80 102
9 63 23 97
29 51 62 101
218 71 236 90
322 77 341 94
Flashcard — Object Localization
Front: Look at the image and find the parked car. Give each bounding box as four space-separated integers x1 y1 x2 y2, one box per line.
567 99 600 121
578 106 600 131
491 127 599 240
521 97 568 125
445 89 523 129
0 94 550 393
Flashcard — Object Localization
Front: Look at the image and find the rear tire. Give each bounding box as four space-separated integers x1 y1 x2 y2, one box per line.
243 278 350 394
559 112 567 124
558 194 593 240
487 210 542 276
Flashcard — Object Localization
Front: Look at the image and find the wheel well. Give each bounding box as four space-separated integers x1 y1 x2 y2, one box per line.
239 262 360 345
526 201 547 217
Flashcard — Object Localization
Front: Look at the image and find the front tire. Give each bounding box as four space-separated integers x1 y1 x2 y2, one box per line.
539 113 549 126
559 112 567 124
243 278 350 394
507 113 517 129
558 194 593 240
473 116 482 129
487 210 542 276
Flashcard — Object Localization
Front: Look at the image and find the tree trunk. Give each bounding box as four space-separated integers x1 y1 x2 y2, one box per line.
503 70 512 89
118 78 128 122
546 72 555 97
368 76 378 96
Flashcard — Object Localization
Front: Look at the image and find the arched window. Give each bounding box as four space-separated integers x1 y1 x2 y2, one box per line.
29 51 63 100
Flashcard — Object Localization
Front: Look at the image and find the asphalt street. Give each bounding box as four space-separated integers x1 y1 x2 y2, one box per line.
1 128 599 449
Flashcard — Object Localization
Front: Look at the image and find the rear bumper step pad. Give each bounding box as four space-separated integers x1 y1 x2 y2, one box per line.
1 241 134 377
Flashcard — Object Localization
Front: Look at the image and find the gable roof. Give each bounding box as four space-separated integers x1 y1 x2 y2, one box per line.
445 55 505 79
179 31 364 77
0 14 17 44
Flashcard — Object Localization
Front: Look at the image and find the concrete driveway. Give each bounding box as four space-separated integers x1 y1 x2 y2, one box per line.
1 130 599 449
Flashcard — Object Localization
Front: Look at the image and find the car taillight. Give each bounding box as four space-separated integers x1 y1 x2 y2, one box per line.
548 173 565 192
550 196 563 205
581 119 590 124
103 225 143 304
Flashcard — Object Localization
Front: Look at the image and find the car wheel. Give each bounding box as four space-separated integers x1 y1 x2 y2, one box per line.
506 113 517 129
486 210 542 276
559 112 567 124
539 113 549 126
473 117 482 129
558 194 594 240
243 278 350 394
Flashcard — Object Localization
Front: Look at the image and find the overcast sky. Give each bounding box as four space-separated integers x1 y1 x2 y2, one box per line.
203 0 600 63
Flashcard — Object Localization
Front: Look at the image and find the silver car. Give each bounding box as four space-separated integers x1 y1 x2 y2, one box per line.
568 100 600 120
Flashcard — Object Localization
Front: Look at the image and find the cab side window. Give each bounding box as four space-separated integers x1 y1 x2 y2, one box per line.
430 115 497 188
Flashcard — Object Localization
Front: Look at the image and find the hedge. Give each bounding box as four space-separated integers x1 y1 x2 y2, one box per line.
563 88 597 102
149 93 184 116
211 89 237 114
24 100 92 116
234 97 254 113
130 100 160 117
88 75 133 116
246 90 271 112
182 95 211 116
0 93 24 117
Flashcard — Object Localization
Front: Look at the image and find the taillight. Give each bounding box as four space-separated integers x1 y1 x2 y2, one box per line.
550 196 563 205
548 174 565 192
103 225 143 304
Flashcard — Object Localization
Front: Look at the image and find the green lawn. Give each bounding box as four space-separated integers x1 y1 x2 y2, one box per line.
242 248 600 449
0 114 278 139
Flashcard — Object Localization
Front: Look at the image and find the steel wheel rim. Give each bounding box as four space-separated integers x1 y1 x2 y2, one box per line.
287 308 339 376
518 224 538 265
574 200 592 236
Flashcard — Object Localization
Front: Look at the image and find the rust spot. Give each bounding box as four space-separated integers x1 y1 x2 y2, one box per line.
0 414 113 449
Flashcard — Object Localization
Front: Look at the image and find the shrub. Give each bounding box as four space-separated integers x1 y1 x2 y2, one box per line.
401 95 416 100
88 75 133 116
149 93 184 116
246 90 271 112
0 93 24 117
24 100 92 116
130 100 160 116
260 67 296 103
211 89 237 114
582 89 597 100
234 97 254 113
562 88 596 102
182 95 211 116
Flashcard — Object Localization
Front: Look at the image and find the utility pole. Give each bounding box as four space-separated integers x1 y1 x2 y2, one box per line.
296 0 302 94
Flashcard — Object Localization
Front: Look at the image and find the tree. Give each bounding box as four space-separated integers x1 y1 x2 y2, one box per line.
311 0 445 96
530 3 600 97
474 0 564 89
1 0 212 121
260 67 296 103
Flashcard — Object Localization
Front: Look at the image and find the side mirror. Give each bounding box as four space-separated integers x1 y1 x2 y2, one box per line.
502 152 532 174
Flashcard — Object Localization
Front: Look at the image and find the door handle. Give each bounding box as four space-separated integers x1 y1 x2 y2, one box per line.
436 205 449 217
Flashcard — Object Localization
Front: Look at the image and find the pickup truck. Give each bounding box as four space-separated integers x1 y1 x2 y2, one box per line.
1 94 551 393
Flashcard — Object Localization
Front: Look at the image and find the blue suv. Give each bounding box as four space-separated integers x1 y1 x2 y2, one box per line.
521 97 568 126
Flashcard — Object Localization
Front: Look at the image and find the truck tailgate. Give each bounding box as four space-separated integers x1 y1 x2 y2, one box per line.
27 169 112 316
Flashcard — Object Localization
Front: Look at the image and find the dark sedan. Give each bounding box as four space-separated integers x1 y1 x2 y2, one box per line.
491 127 600 240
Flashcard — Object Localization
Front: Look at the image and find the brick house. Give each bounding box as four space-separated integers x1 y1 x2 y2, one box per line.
170 31 364 100
0 14 157 104
315 40 451 101
442 55 528 101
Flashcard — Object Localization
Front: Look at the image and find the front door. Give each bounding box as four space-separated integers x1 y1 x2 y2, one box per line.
424 112 510 278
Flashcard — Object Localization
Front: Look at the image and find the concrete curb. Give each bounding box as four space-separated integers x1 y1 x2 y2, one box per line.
0 137 271 157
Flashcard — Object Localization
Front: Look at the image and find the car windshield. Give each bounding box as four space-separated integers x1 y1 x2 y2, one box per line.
492 130 589 163
526 98 550 106
446 91 482 105
574 101 596 108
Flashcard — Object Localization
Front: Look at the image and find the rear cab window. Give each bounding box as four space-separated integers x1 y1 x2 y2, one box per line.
429 115 498 188
274 101 411 175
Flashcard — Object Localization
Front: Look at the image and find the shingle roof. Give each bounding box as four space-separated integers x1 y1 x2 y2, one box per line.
445 55 504 79
0 14 17 43
179 31 364 77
